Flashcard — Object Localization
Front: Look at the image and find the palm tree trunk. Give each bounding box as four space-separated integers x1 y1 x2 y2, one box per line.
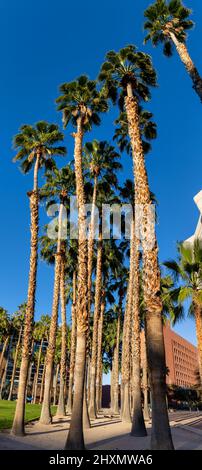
39 253 61 423
169 32 202 102
66 272 77 414
39 361 46 404
112 313 120 415
89 233 102 419
40 202 64 424
8 327 22 401
194 302 202 399
0 336 9 375
142 329 150 421
33 338 43 404
12 184 39 436
57 252 67 417
110 359 115 412
125 89 173 450
0 335 13 399
53 364 60 406
131 239 147 436
83 369 91 429
65 117 88 450
96 297 105 411
121 221 135 423
87 176 97 316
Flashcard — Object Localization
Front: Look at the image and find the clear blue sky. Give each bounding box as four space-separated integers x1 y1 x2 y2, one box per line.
0 0 202 349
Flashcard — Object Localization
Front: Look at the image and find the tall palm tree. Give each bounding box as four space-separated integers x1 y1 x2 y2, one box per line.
144 0 202 102
39 165 74 423
99 45 173 449
164 239 202 398
11 122 66 436
57 75 108 449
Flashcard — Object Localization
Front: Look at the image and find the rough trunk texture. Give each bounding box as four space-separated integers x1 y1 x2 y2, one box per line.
125 93 173 450
87 177 97 316
57 253 67 417
89 234 102 419
33 338 43 404
65 117 88 450
131 238 147 436
121 222 135 423
66 272 77 414
112 312 120 416
194 302 202 399
169 32 202 102
12 190 39 436
96 297 105 411
53 364 60 406
8 327 22 401
141 330 150 421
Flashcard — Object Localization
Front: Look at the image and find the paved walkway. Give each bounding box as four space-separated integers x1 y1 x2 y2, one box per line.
1 412 202 450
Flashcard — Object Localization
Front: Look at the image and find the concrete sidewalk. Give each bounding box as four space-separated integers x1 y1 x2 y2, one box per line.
0 414 202 451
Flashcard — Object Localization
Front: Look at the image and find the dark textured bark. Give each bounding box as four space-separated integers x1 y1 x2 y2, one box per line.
125 90 173 450
12 188 39 436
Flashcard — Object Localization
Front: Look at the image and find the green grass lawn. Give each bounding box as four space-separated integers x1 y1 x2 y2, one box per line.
0 400 57 430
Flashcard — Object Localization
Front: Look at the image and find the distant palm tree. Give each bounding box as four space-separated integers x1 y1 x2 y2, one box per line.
0 308 10 374
57 75 108 449
164 240 202 398
144 0 202 101
12 122 66 436
8 304 26 400
99 45 173 449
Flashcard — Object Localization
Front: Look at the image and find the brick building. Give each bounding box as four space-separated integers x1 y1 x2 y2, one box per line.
163 322 199 388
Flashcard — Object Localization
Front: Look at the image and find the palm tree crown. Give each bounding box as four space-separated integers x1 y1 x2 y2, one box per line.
164 239 202 309
13 121 66 174
83 140 122 186
99 45 157 103
144 0 193 56
56 75 108 130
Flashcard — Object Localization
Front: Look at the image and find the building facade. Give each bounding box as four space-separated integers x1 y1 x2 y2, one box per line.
163 323 199 388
